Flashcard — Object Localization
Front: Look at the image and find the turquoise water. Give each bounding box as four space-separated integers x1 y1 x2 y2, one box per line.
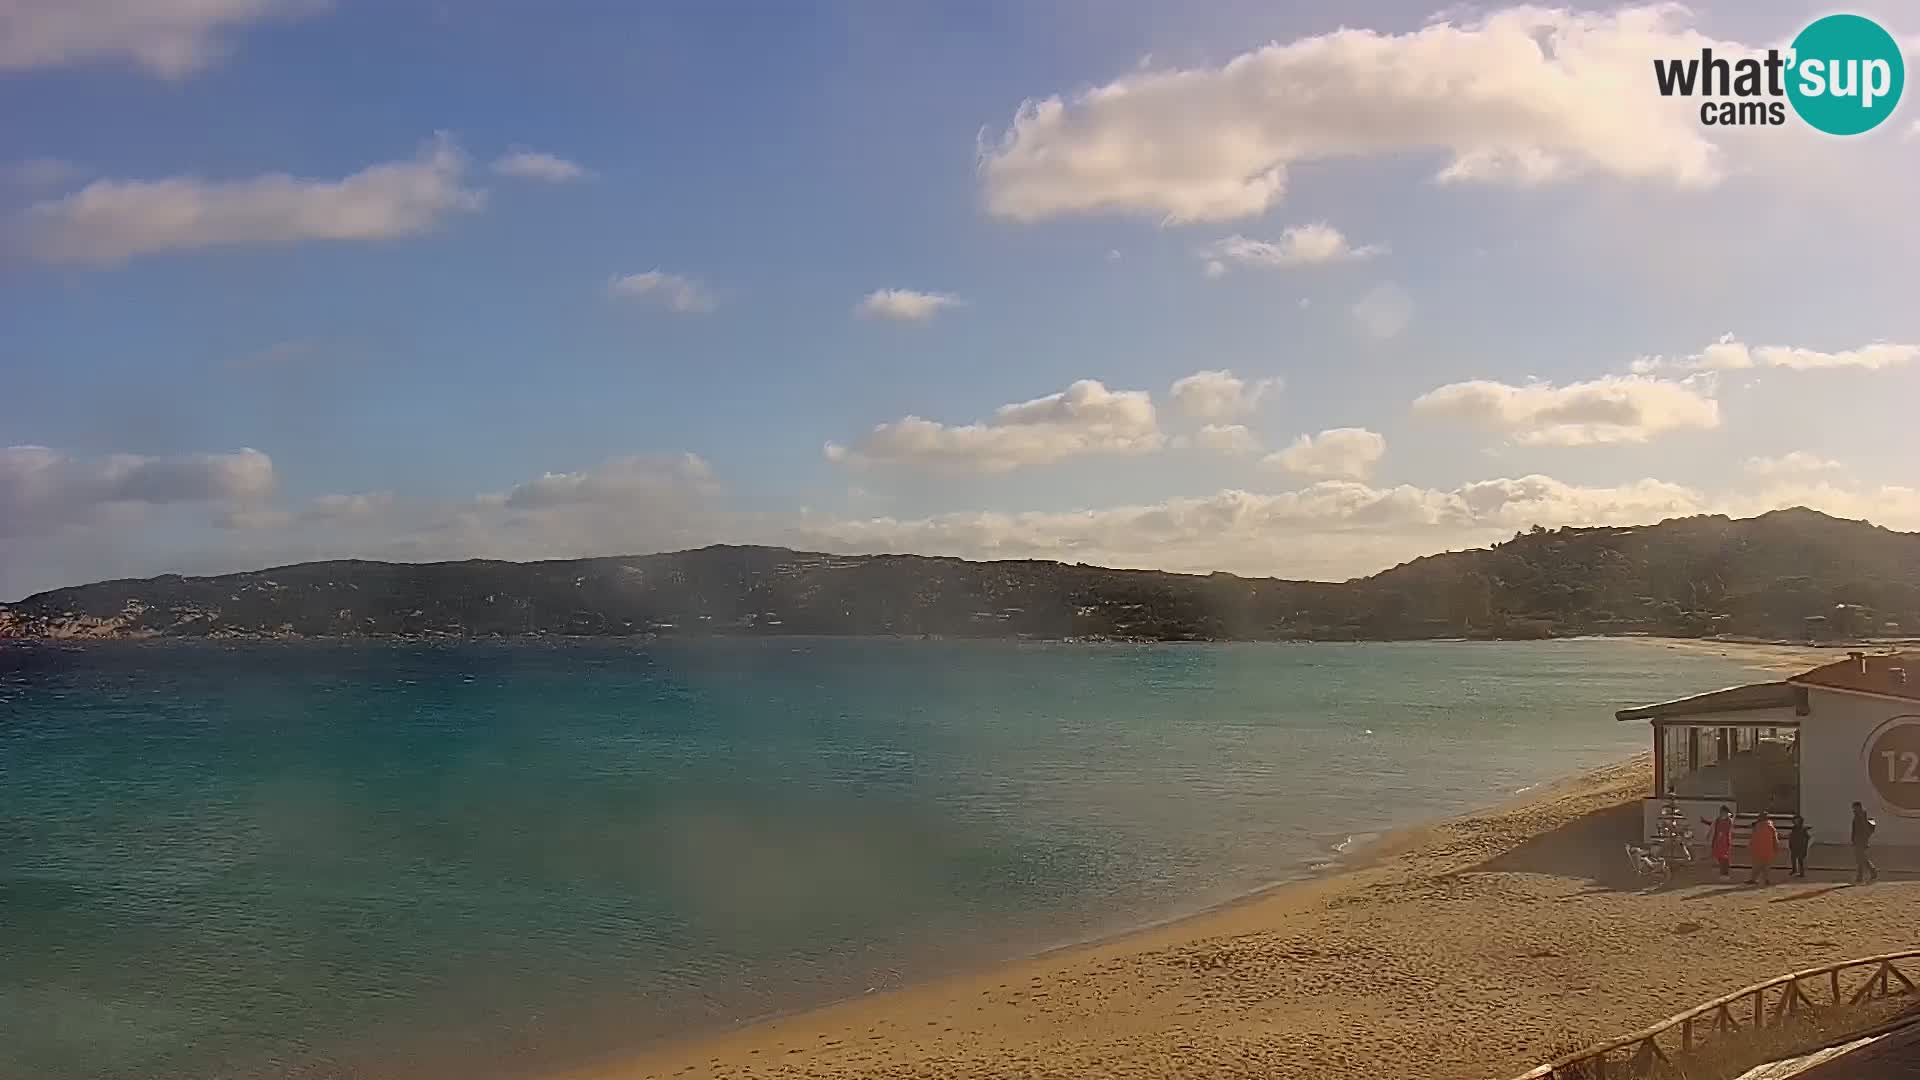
0 638 1757 1078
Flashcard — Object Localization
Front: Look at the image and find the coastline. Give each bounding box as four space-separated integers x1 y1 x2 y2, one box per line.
586 748 1915 1080
1612 635 1850 674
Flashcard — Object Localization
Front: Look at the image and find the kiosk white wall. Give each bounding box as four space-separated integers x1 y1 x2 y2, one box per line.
1798 687 1920 846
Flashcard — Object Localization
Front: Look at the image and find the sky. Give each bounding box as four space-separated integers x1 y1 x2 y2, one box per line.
3 0 1919 600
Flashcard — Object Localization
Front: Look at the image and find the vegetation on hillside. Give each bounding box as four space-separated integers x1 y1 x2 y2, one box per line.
2 508 1915 642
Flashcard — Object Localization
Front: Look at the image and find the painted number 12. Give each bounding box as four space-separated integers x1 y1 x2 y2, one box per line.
1881 750 1920 783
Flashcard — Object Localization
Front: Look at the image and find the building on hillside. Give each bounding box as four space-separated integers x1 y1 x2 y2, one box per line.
1619 651 1920 848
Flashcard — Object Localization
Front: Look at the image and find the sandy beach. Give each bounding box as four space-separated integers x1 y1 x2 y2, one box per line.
594 748 1913 1080
1622 637 1849 675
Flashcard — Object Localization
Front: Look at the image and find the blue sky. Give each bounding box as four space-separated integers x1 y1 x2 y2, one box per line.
3 1 1918 598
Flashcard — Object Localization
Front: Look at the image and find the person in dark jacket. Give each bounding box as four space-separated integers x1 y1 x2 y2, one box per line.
1851 801 1878 883
1787 815 1812 878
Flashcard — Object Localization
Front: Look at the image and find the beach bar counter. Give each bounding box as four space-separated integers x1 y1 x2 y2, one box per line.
1619 651 1920 851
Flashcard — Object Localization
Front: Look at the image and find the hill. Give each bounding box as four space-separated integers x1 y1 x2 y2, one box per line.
2 508 1916 642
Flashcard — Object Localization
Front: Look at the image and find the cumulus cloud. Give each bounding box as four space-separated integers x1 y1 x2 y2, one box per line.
0 445 273 538
219 490 394 531
1412 374 1720 446
1632 334 1920 374
500 454 717 509
607 270 717 314
1350 283 1413 340
978 5 1722 223
1176 424 1261 455
825 379 1162 473
855 289 965 322
1744 452 1843 480
1751 344 1919 371
785 474 1718 580
1199 224 1383 272
18 444 1920 599
490 150 592 182
0 0 324 77
1168 369 1278 421
1717 482 1920 533
1265 428 1386 480
20 134 482 264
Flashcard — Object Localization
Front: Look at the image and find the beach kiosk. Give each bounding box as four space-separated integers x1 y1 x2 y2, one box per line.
1618 651 1920 855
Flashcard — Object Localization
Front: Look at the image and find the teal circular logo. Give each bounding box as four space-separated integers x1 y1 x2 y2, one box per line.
1786 14 1905 135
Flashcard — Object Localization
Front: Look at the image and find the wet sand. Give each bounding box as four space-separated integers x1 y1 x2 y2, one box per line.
581 754 1915 1080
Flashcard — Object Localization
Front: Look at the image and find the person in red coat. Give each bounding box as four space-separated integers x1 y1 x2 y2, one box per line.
1703 805 1735 879
1748 815 1780 885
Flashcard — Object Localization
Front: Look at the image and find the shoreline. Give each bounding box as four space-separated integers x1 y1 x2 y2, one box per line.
549 637 1859 1077
560 763 1572 1077
3 633 1892 661
584 634 1856 1066
1609 635 1850 674
582 751 1916 1080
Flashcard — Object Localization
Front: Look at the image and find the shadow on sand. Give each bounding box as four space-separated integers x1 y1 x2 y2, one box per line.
1470 800 1657 891
1769 884 1855 904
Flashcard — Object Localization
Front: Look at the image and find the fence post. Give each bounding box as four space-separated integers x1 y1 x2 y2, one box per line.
1501 951 1920 1080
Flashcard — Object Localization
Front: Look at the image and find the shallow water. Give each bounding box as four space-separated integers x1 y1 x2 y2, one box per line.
0 638 1757 1078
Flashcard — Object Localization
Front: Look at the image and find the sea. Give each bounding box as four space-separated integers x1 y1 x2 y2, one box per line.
0 637 1760 1079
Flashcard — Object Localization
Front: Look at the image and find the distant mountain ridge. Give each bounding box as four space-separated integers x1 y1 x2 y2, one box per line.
3 508 1916 643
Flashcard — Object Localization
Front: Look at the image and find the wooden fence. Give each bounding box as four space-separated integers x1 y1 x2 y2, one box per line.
1506 949 1920 1079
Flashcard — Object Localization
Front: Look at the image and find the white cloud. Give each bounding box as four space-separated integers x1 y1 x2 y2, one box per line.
1265 428 1386 480
1413 374 1720 447
855 289 965 322
1199 224 1383 272
607 270 717 314
0 0 324 77
1 445 273 538
1753 343 1919 371
220 490 394 531
1168 369 1278 421
786 474 1716 580
21 134 481 264
1631 332 1753 374
500 454 716 509
308 492 394 520
825 379 1162 473
1177 424 1261 455
7 157 87 188
18 447 1920 599
1744 452 1843 480
1350 283 1412 340
490 150 592 182
1717 482 1920 533
978 5 1722 223
1633 334 1919 374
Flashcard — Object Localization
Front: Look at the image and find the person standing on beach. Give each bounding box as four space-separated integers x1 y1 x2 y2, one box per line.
1787 815 1812 879
1851 801 1879 883
1704 806 1735 879
1747 815 1779 885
